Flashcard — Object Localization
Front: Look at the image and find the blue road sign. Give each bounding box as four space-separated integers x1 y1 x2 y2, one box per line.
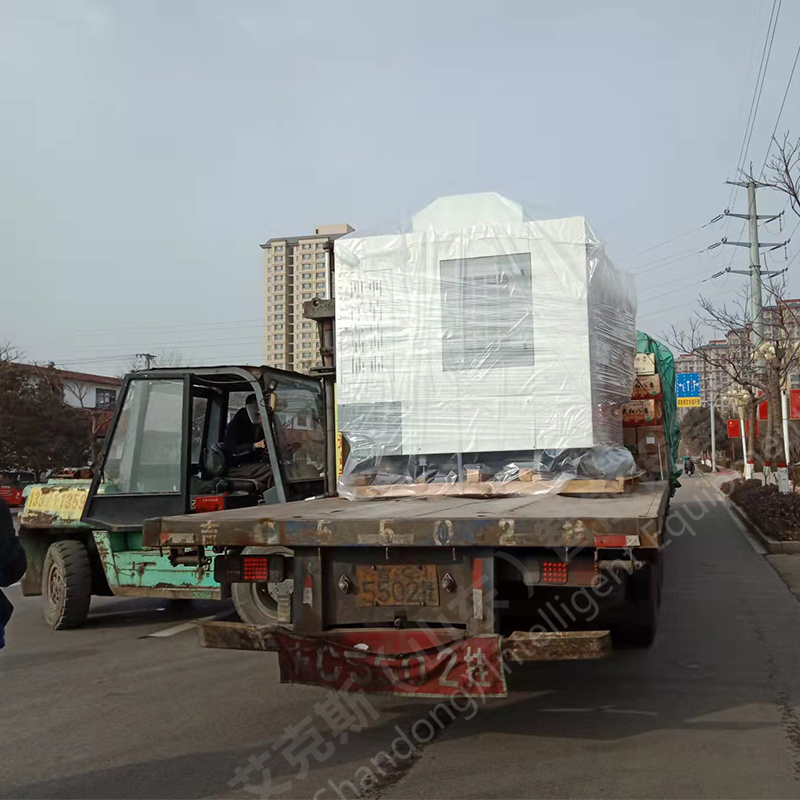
675 372 701 399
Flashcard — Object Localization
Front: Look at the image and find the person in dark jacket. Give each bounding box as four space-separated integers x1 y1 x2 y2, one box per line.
222 394 273 486
0 498 27 650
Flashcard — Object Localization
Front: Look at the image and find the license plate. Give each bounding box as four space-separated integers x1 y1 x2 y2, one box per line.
21 486 89 523
356 565 440 607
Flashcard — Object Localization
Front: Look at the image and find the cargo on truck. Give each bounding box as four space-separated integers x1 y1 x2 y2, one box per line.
139 193 679 699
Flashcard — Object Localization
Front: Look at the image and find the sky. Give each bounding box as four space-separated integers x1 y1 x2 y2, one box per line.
1 0 799 375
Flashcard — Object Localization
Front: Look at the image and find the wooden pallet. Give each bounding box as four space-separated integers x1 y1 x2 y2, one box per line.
347 474 641 499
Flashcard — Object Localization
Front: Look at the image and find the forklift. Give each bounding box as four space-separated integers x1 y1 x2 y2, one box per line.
18 365 326 629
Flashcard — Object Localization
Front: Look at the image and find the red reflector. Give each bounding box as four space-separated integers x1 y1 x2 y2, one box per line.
192 495 225 512
594 534 628 547
243 557 270 581
541 561 568 584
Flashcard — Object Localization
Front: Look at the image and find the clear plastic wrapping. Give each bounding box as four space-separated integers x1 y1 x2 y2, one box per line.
334 192 638 500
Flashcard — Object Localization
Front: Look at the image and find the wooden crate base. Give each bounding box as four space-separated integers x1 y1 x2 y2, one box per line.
347 474 640 499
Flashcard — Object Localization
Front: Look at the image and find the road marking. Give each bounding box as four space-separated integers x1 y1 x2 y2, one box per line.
144 613 224 639
146 621 198 638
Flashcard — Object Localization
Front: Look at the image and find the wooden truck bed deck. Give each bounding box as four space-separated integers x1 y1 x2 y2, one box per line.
143 481 670 550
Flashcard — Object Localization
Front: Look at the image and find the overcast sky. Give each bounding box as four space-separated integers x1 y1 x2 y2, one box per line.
2 0 799 374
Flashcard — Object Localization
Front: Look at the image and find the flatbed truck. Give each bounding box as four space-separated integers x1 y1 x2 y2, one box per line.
143 480 670 698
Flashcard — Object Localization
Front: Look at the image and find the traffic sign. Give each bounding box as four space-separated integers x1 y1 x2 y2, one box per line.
675 372 701 407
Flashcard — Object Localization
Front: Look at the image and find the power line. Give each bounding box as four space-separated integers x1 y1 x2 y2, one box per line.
617 215 723 262
69 317 266 336
722 0 781 240
741 0 782 175
630 242 724 276
759 40 800 175
629 246 709 272
49 332 267 355
733 0 781 180
638 272 732 306
638 287 738 319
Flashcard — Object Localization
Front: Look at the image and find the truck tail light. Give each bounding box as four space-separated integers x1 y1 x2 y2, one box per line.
541 561 567 584
214 554 289 583
594 534 640 547
242 556 270 581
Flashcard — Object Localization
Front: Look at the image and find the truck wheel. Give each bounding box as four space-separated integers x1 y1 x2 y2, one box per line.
42 540 92 630
613 559 659 647
232 546 293 626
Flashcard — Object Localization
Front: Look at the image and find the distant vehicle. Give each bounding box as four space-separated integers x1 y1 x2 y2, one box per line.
54 467 94 480
0 470 37 507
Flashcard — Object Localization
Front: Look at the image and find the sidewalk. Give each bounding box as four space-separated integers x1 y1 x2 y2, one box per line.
701 469 800 604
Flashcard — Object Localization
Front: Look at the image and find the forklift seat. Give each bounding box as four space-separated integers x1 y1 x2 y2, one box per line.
215 477 269 495
201 442 272 498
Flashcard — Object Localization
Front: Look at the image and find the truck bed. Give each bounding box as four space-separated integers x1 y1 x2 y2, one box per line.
143 481 669 549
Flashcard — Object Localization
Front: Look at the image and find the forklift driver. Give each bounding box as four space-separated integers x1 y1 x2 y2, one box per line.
222 394 273 487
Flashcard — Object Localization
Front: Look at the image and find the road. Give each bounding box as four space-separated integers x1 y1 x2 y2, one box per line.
3 476 800 799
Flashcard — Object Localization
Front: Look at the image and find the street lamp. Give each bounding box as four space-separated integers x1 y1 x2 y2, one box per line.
758 339 791 489
725 386 753 478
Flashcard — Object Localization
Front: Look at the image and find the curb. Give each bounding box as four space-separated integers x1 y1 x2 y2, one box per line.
724 496 800 555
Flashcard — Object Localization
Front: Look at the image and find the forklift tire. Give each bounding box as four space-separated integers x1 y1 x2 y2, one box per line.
42 540 92 630
232 546 294 627
612 559 659 648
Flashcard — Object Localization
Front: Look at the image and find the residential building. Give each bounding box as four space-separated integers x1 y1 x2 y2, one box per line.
261 223 354 373
16 364 122 410
59 369 122 410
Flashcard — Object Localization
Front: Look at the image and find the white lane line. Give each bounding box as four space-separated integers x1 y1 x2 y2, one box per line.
145 613 222 639
146 621 198 638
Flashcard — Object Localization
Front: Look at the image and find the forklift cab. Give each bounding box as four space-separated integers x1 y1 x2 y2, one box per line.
82 365 326 532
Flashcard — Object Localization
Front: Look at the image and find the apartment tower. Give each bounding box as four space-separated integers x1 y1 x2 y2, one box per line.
261 223 353 372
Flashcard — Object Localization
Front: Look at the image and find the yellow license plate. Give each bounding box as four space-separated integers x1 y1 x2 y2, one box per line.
22 486 89 522
356 565 440 607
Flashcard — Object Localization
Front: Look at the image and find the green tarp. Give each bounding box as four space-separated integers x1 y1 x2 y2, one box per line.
637 330 681 490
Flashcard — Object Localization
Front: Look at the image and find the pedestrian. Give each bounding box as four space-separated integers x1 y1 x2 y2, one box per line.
685 456 695 477
0 498 27 650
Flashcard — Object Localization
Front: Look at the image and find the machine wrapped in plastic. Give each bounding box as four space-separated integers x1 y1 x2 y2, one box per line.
334 192 638 499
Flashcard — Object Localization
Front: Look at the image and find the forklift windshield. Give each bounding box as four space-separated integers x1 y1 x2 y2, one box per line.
84 366 325 531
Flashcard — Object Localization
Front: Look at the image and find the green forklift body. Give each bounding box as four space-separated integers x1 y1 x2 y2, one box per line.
18 365 325 601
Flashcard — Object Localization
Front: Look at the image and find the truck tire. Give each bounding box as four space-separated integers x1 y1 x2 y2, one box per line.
232 546 294 627
42 540 92 630
613 559 659 647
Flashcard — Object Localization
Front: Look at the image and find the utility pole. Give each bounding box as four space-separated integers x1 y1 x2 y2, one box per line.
710 394 716 472
723 180 788 481
136 352 156 370
723 180 787 345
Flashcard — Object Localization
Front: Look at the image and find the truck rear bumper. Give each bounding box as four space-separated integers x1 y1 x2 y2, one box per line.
197 621 610 697
198 620 610 661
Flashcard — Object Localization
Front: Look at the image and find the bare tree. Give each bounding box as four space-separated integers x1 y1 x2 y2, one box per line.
154 349 187 368
666 277 800 469
0 347 92 474
62 378 92 408
0 341 22 363
762 133 800 219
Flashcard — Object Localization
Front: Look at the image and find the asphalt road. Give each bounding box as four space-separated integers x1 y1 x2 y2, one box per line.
2 476 800 799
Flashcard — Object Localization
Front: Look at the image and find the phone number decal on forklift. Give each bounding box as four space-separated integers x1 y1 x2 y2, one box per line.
273 631 507 698
23 487 89 521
